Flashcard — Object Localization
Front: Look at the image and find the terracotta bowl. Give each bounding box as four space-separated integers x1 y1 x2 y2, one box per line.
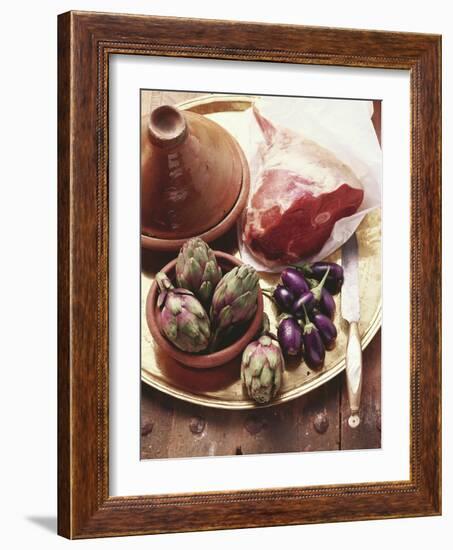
146 251 263 369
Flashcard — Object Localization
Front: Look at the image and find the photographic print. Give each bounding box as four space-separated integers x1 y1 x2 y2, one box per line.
140 89 382 460
58 13 441 537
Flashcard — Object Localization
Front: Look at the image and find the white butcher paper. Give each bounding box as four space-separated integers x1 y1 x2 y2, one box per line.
209 95 382 273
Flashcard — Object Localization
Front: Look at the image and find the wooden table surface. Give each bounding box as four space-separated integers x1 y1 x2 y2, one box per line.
140 90 381 459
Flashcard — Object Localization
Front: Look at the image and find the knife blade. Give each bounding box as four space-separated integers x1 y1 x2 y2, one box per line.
341 233 360 323
341 233 363 428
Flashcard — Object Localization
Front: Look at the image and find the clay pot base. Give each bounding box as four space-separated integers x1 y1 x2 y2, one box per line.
146 252 263 368
141 133 250 251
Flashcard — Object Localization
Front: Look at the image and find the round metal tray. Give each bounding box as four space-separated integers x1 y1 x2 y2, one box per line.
141 94 381 410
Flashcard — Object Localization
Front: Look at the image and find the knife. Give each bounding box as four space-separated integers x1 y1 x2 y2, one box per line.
341 233 362 428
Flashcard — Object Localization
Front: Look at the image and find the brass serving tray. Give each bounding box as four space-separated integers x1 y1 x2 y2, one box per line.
141 95 382 410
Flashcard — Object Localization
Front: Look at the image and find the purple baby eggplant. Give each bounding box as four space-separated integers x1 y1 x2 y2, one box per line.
312 312 337 350
281 268 310 297
319 288 336 320
302 321 325 369
292 291 316 318
300 262 344 295
301 306 325 369
277 317 302 356
273 284 295 313
292 267 332 317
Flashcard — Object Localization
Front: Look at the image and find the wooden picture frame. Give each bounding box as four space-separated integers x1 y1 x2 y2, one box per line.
58 11 441 539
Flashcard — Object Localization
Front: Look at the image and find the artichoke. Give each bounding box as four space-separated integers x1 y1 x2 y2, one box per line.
176 238 222 305
155 272 211 353
241 335 285 404
210 264 259 331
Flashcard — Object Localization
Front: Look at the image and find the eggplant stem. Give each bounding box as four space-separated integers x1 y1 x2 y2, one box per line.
290 263 310 274
312 267 331 300
318 266 331 288
261 287 274 294
261 288 277 305
302 304 310 326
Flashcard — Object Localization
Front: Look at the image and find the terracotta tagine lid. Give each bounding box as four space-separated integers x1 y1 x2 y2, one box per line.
141 104 249 250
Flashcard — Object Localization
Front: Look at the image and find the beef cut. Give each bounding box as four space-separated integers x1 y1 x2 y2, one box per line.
243 107 364 267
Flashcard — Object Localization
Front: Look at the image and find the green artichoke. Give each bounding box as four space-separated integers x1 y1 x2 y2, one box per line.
176 238 222 305
155 272 211 353
210 264 259 331
241 335 285 404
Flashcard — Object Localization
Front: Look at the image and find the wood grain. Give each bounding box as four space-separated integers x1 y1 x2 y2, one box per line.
57 11 71 537
141 378 342 458
58 11 441 539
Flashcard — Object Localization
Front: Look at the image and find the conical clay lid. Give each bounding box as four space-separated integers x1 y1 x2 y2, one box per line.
141 105 243 241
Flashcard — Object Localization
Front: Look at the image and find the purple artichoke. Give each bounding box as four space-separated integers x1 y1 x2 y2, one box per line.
210 264 259 331
176 238 222 305
155 272 211 352
241 335 285 404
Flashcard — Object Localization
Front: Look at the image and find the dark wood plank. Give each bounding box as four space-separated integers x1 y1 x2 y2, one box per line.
234 380 340 456
141 377 340 459
140 385 177 459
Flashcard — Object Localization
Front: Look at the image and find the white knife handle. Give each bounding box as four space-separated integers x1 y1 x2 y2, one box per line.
346 321 362 428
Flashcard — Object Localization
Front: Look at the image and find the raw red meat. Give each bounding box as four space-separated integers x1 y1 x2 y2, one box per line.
243 107 364 267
